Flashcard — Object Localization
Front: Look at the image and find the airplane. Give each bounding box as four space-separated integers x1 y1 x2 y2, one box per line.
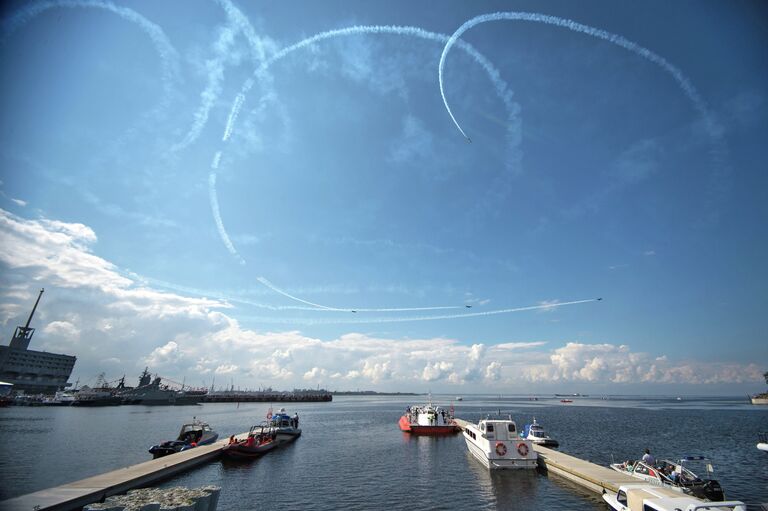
351 310 357 313
597 298 603 301
465 305 473 308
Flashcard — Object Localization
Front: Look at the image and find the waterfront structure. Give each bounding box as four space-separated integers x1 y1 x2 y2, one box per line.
0 289 76 394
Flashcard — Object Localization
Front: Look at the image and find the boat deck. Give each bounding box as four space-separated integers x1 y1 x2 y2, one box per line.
454 418 638 494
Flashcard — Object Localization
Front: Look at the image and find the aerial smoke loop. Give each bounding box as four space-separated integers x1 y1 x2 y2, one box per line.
213 24 522 264
439 12 722 144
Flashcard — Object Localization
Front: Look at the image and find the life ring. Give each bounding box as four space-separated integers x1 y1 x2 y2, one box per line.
517 442 529 456
495 442 507 456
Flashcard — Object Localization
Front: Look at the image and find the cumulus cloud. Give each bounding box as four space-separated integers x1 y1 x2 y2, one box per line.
0 209 761 391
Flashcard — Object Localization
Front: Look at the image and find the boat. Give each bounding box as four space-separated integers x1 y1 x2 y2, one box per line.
609 456 725 501
603 483 745 511
560 399 573 403
758 433 768 452
268 408 302 439
148 419 219 458
41 390 76 406
750 392 768 405
120 368 204 406
456 396 463 401
462 414 537 469
222 424 280 459
399 402 459 435
521 418 559 447
72 385 123 406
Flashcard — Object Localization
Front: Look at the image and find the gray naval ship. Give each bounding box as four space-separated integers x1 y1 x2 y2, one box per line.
121 368 206 406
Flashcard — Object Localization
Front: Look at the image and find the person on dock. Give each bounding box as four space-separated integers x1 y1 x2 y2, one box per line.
642 448 655 466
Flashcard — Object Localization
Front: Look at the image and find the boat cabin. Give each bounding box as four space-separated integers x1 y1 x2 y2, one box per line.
467 417 518 442
177 421 212 443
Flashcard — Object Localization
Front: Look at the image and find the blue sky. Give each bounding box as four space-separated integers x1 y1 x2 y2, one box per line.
0 0 766 394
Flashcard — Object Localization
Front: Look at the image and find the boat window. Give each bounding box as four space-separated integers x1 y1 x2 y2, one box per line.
634 463 649 475
617 491 627 505
487 424 494 432
507 424 516 433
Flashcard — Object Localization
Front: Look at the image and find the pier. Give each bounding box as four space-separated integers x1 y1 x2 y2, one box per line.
0 433 249 511
454 418 638 495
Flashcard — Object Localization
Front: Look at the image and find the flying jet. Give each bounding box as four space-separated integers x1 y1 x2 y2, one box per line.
351 310 357 313
465 305 473 308
597 298 603 301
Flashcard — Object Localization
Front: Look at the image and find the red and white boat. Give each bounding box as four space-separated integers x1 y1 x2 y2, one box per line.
399 402 459 435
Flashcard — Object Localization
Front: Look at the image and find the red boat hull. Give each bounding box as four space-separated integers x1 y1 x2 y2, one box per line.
399 415 459 435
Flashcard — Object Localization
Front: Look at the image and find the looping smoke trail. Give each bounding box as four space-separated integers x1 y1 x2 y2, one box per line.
439 11 721 142
213 24 522 263
256 277 468 312
239 298 600 325
209 172 244 265
1 0 180 113
172 0 275 151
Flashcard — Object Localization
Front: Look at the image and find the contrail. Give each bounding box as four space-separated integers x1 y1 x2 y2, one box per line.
256 277 469 312
2 0 180 115
439 11 722 143
213 24 523 262
208 172 244 265
257 277 337 310
239 298 601 325
172 0 275 151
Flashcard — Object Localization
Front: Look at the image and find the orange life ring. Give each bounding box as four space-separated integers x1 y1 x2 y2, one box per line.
517 442 529 456
495 442 507 456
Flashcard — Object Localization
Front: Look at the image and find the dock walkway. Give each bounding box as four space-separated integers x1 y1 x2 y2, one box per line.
454 418 638 495
0 433 251 511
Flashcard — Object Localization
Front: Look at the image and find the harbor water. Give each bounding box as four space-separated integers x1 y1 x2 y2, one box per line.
1 395 766 510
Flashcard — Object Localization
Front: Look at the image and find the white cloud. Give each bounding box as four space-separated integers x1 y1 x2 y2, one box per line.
0 209 761 391
10 198 27 207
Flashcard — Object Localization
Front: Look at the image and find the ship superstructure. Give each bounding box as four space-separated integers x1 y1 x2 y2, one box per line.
0 289 76 394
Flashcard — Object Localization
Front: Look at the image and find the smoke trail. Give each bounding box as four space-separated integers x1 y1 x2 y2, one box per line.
439 12 722 143
209 172 244 265
213 24 522 262
256 277 469 312
2 0 180 113
257 277 337 310
172 0 275 151
239 298 600 325
211 151 222 170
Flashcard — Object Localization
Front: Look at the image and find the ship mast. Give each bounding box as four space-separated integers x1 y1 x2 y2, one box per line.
9 288 44 350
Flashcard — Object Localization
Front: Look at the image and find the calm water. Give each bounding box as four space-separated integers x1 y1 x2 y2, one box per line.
1 395 766 510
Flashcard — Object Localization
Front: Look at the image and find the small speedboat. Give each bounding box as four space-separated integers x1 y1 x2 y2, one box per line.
609 456 725 501
603 483 745 511
462 414 537 469
148 419 219 458
399 402 459 435
269 408 302 439
222 425 279 459
521 418 559 448
758 433 768 452
560 399 573 403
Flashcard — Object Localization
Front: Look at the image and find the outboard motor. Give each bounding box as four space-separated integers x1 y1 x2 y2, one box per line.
702 480 725 502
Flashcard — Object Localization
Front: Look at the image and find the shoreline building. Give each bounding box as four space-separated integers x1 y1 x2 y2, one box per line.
0 289 76 394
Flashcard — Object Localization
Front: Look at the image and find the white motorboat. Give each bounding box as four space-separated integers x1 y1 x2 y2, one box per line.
462 414 537 469
758 433 768 452
609 456 724 501
603 484 745 511
41 391 76 406
521 418 559 447
269 408 302 439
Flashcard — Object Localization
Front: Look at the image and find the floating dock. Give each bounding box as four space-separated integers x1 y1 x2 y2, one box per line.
454 418 638 494
0 433 250 511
